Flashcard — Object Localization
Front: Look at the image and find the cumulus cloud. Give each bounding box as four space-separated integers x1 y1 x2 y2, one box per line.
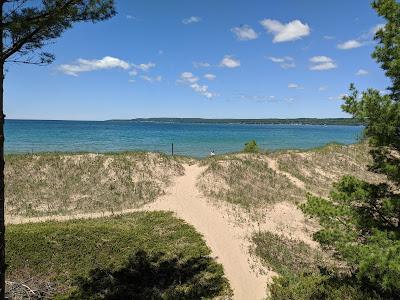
204 73 216 80
309 56 337 71
190 83 215 99
179 72 198 83
132 62 156 72
178 72 216 99
220 55 240 68
267 56 295 69
356 69 368 76
58 56 130 76
260 19 310 42
193 61 211 68
231 25 258 41
337 24 385 50
182 16 201 24
337 40 363 50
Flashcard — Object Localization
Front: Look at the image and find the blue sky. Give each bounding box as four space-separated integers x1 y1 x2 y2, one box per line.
5 0 390 120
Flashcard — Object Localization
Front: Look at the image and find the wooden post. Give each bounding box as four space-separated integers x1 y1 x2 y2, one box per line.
171 143 174 156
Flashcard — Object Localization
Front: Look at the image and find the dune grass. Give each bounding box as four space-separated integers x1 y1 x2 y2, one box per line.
251 231 328 276
270 142 383 196
6 211 231 299
198 154 305 212
5 152 184 217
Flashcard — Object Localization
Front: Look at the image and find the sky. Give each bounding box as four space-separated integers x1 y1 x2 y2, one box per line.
5 0 391 120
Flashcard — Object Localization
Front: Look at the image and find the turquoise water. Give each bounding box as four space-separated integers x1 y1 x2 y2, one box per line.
5 120 364 158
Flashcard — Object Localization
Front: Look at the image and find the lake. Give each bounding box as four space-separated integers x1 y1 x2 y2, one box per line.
5 119 364 157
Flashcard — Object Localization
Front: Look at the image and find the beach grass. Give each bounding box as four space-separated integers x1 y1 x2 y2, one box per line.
6 211 231 299
5 151 185 217
250 231 328 276
198 153 305 211
269 142 382 196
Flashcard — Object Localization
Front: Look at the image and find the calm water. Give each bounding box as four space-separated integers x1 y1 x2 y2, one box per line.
5 120 364 158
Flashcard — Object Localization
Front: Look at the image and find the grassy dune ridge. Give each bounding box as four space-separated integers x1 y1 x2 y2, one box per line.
270 142 383 196
5 151 185 217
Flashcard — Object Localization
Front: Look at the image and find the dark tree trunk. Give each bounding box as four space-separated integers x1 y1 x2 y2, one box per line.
0 1 5 297
0 62 4 300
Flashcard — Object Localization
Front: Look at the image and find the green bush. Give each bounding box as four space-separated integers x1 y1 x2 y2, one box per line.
268 272 380 300
67 250 229 300
243 140 259 153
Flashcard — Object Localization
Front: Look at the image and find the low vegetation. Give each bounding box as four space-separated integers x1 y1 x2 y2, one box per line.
198 154 305 212
5 152 184 217
270 142 382 196
251 231 327 276
6 211 231 299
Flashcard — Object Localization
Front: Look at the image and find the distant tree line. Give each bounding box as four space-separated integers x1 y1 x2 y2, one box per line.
107 118 363 126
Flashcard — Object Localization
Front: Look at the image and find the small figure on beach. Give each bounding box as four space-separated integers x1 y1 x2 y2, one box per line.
210 150 215 157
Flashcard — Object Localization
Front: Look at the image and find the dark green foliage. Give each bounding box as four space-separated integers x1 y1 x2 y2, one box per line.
371 0 400 101
243 140 259 153
68 250 228 300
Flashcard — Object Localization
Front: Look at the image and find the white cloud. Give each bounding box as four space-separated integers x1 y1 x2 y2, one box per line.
191 83 216 99
220 55 240 68
126 15 136 20
231 25 258 41
309 56 337 71
267 56 295 69
141 75 162 83
323 35 335 40
179 72 199 83
58 56 130 76
204 73 216 80
288 83 302 89
182 16 201 24
260 19 310 43
178 72 215 99
193 61 211 68
337 40 363 50
356 69 369 76
132 62 156 72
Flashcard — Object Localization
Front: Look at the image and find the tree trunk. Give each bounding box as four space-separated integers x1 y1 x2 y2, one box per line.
0 1 5 298
0 61 4 300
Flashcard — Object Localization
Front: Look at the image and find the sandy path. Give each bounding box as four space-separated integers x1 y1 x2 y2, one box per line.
146 164 270 300
7 164 270 300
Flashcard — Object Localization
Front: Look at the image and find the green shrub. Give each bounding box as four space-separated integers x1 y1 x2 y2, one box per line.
243 140 259 153
67 250 229 300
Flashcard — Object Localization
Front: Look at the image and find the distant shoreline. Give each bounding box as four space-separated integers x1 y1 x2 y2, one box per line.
106 118 362 126
6 118 362 126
